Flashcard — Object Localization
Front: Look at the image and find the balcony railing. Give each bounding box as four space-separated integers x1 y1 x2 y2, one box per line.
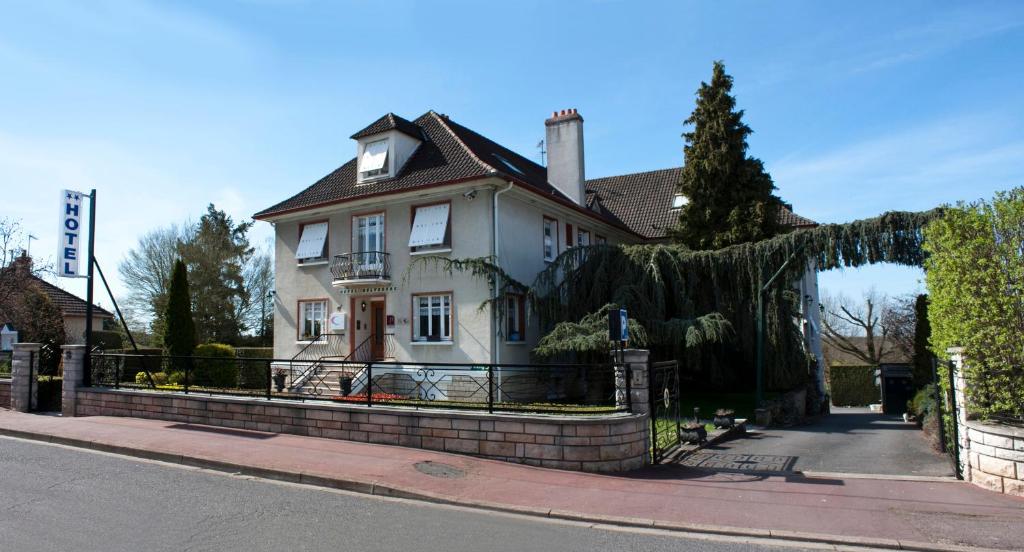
330 251 390 284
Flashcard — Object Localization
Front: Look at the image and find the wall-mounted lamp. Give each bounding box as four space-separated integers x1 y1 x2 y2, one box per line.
360 301 367 312
463 189 478 201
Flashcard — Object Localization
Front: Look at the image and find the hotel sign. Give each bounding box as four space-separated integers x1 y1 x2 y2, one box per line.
58 189 85 278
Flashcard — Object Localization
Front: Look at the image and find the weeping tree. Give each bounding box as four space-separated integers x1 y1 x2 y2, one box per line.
409 209 939 391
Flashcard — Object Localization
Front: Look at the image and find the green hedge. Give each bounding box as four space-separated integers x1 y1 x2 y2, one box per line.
235 347 273 359
193 343 238 388
829 365 880 406
90 330 124 350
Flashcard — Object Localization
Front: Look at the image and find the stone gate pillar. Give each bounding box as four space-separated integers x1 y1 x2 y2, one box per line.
11 343 41 412
62 344 87 417
614 349 651 465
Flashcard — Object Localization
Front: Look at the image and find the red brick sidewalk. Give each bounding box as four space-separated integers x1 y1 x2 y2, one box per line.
1 410 1022 551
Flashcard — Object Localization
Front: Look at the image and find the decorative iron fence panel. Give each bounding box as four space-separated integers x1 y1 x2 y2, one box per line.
649 360 681 463
89 353 625 416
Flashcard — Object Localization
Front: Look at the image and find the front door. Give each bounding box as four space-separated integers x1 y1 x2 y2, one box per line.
370 301 386 360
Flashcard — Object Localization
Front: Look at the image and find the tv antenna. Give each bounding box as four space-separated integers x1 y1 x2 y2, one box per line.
26 234 37 257
537 139 546 166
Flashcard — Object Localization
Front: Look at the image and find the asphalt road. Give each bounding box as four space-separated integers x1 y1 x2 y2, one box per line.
0 437 816 552
686 407 954 476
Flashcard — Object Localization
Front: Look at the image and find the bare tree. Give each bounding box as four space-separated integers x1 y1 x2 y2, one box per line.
118 223 191 331
820 289 901 366
237 246 274 341
883 294 918 360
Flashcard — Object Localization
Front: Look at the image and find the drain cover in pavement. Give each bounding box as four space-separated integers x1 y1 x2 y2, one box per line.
414 461 466 479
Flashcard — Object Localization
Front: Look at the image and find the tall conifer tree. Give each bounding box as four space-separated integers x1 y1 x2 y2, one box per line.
164 259 197 360
671 61 783 249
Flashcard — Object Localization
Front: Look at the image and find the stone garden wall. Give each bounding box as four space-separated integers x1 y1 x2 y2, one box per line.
64 348 654 473
964 421 1024 496
75 388 648 472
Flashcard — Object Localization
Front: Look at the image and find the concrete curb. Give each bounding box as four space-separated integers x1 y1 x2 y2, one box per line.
0 426 1005 552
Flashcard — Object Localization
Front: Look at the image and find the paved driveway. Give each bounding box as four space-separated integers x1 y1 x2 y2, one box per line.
680 407 954 477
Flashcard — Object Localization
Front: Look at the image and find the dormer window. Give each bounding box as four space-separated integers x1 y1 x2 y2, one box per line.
360 139 390 180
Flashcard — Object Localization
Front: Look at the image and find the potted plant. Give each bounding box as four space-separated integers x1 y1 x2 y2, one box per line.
272 368 288 392
679 421 707 444
338 374 353 396
713 408 736 429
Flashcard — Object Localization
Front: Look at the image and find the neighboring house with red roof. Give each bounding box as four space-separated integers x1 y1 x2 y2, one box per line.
0 255 113 347
255 110 823 386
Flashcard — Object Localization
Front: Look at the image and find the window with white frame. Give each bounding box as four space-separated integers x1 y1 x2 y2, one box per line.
298 299 328 341
672 193 688 210
296 221 328 263
409 203 451 252
542 216 558 262
505 293 524 342
359 139 390 180
413 293 453 342
352 213 385 270
577 228 591 247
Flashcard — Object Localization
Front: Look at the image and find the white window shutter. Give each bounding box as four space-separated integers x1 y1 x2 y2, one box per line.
360 140 389 172
408 204 450 247
296 222 328 260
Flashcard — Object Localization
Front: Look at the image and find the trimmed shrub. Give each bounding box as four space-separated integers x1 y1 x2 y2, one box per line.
829 365 880 406
907 384 937 420
193 343 238 388
135 371 168 385
235 347 273 358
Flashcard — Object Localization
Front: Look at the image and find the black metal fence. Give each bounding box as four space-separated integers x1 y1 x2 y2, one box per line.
90 353 628 415
649 360 682 463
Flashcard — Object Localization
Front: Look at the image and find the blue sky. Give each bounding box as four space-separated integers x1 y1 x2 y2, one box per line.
2 0 1023 308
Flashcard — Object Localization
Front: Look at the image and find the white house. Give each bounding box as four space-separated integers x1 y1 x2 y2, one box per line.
254 109 824 392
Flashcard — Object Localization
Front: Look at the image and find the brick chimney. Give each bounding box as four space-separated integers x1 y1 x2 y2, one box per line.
545 108 585 206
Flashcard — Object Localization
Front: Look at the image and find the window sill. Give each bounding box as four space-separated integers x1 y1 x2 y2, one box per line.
410 248 452 256
410 341 454 346
295 340 328 346
297 260 329 267
504 341 528 346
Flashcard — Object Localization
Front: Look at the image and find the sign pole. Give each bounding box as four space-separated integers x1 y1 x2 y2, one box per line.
83 189 97 386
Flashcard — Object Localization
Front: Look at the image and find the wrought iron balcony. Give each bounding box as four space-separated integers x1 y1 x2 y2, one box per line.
330 251 391 285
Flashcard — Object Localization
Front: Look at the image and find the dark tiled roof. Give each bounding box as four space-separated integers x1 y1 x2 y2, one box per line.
778 206 818 228
350 113 424 140
586 168 683 240
31 275 113 318
586 167 818 240
255 111 586 221
256 111 815 241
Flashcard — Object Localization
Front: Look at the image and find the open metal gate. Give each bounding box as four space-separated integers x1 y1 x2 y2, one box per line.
649 360 681 463
28 343 62 413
